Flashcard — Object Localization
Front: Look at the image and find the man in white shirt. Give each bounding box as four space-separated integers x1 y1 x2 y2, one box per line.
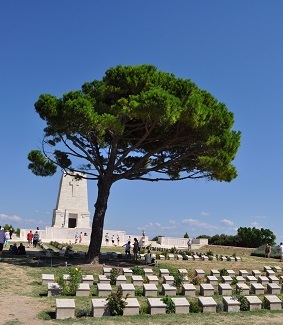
0 226 5 260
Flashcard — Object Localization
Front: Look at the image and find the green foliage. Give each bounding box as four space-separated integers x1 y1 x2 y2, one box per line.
135 286 143 296
151 236 158 241
162 295 175 314
131 267 145 276
231 276 238 285
216 302 224 312
173 272 186 294
237 294 249 311
16 228 20 236
57 267 82 296
190 275 202 285
169 246 177 254
219 268 229 276
106 287 128 316
206 250 214 256
28 64 241 261
110 267 120 285
189 300 202 313
3 224 14 232
184 232 189 238
76 307 92 317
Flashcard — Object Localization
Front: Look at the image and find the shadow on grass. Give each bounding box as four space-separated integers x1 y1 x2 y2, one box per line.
38 310 56 320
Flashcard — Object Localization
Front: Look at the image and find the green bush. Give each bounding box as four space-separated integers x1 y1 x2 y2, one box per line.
237 295 249 311
76 307 92 317
110 267 120 285
57 267 82 296
106 288 128 316
162 295 175 314
131 267 145 276
173 272 186 294
219 268 229 276
190 300 202 313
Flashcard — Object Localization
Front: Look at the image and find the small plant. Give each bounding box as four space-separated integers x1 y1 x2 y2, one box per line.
110 267 120 285
190 300 202 313
206 250 214 256
169 246 177 254
219 268 229 276
135 286 143 296
216 302 224 312
231 276 238 285
163 251 169 260
57 267 82 296
262 298 270 310
76 307 92 317
173 272 186 294
190 275 202 285
106 287 128 316
237 294 249 311
131 266 145 276
162 295 175 314
226 256 231 261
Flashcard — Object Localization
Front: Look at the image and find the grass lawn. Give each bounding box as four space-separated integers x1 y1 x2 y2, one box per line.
1 244 283 325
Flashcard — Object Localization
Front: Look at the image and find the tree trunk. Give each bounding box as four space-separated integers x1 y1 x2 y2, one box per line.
87 177 112 264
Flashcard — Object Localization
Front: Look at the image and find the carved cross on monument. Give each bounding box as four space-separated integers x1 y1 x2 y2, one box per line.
69 179 78 197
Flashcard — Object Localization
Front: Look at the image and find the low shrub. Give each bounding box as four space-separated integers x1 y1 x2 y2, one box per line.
106 288 128 316
162 295 175 314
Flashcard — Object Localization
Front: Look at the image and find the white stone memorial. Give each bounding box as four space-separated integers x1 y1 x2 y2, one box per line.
52 172 90 228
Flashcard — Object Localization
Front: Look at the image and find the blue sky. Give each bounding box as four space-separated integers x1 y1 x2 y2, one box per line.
1 1 283 242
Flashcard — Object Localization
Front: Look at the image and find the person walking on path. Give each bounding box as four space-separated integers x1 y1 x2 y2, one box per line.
33 231 40 248
0 226 5 260
4 230 10 247
27 230 34 248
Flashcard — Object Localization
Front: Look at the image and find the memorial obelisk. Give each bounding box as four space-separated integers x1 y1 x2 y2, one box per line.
52 172 90 228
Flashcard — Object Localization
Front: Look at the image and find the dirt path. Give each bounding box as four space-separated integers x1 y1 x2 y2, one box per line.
0 262 55 325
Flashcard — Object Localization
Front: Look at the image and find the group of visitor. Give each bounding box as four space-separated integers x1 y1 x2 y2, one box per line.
27 230 40 248
9 243 26 255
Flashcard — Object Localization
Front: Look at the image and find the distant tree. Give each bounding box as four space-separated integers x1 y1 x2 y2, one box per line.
3 224 14 232
151 236 159 241
27 64 241 264
237 227 275 247
196 234 211 240
184 232 189 238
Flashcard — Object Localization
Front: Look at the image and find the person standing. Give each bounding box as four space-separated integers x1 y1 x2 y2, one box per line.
123 241 131 259
279 243 283 262
4 229 10 247
79 232 83 243
133 238 140 261
27 230 34 248
33 231 40 248
117 234 120 246
9 228 13 239
105 233 110 245
74 232 79 244
0 226 5 260
187 239 192 251
111 235 115 245
265 243 271 258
